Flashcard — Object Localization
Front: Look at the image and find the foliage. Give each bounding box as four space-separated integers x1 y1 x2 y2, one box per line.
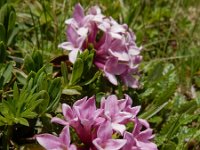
0 0 199 149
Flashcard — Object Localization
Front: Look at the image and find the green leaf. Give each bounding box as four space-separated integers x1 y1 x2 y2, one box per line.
48 77 61 101
1 99 15 117
79 49 89 60
16 117 29 126
81 71 101 85
0 41 6 63
69 58 84 85
37 91 50 114
147 62 164 82
36 72 48 90
20 111 37 118
8 10 16 34
85 51 94 72
61 61 69 84
96 92 106 103
26 98 44 113
32 51 43 71
177 100 197 114
3 62 13 84
140 102 168 120
0 115 7 126
161 141 177 150
0 23 5 42
0 0 6 8
47 90 61 112
13 82 19 103
15 69 27 85
7 27 18 46
0 4 7 24
24 54 35 73
62 88 81 95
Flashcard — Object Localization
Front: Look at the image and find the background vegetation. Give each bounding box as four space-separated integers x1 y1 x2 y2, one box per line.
0 0 200 149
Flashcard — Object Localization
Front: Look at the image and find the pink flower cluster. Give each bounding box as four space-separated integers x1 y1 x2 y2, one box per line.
59 4 142 88
36 95 157 150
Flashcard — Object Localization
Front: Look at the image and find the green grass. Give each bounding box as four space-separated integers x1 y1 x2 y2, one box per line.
0 0 200 149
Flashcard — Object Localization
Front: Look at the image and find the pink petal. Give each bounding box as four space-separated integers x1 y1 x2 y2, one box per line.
125 106 141 117
65 18 75 25
93 138 127 150
62 104 74 121
88 6 101 15
109 32 122 39
138 119 150 128
73 3 84 23
104 57 127 75
137 129 154 141
123 131 135 150
117 99 129 111
129 48 140 56
104 71 118 85
77 27 88 37
111 123 126 135
69 144 77 150
58 42 75 50
104 95 119 116
120 74 139 88
67 25 79 44
59 126 71 147
124 94 133 106
51 117 68 126
36 134 64 149
74 97 87 106
113 112 133 123
69 49 79 63
110 24 126 33
136 140 158 150
97 121 112 140
133 118 150 136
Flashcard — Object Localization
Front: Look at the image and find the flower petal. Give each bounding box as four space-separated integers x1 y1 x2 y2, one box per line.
93 138 127 150
111 123 126 135
59 126 71 146
97 121 113 140
51 117 68 126
136 140 158 150
69 49 79 63
36 134 64 149
73 3 84 23
62 103 75 121
104 71 118 85
58 42 75 50
120 74 139 88
104 57 127 75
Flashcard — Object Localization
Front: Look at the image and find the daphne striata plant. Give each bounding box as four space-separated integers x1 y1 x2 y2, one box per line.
36 4 157 150
59 4 142 88
36 95 157 150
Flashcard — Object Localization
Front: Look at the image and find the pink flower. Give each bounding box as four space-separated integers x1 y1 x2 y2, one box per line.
100 95 140 135
123 118 158 150
59 3 142 88
93 121 127 150
51 97 104 145
36 126 77 150
36 94 157 150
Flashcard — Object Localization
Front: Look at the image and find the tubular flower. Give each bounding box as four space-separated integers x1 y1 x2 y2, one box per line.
36 126 77 150
100 95 140 135
51 96 104 145
59 3 142 88
93 121 127 150
37 95 157 150
123 118 158 150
